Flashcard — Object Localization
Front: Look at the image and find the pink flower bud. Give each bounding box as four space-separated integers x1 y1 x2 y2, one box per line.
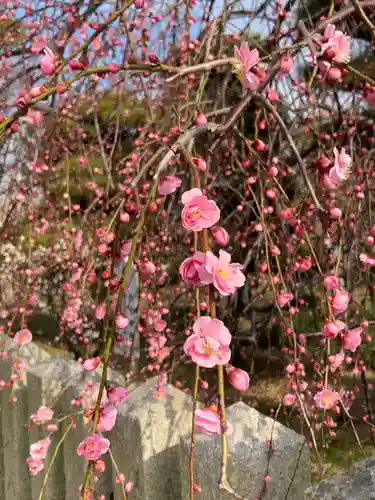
192 157 207 172
327 67 342 82
228 368 249 391
329 207 342 220
196 111 207 127
283 393 296 406
83 357 101 371
279 54 293 73
210 226 229 246
135 0 144 7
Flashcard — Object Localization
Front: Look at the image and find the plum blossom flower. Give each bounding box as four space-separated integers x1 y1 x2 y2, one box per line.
329 351 345 373
276 290 293 308
323 320 346 339
181 189 220 231
26 457 44 476
323 275 339 290
195 407 233 436
30 406 53 424
14 328 33 345
106 386 128 406
83 357 101 371
233 42 260 90
30 439 51 460
199 250 245 296
179 251 205 286
314 389 340 410
360 253 375 267
183 316 231 368
343 327 362 352
40 47 57 75
77 434 110 461
328 148 351 186
320 24 351 63
158 176 182 196
97 404 118 432
331 289 350 315
283 393 296 406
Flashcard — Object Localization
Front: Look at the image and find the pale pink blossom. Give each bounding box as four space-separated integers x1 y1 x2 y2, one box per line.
30 406 53 424
276 291 293 308
14 328 33 345
314 389 340 410
323 320 346 339
343 327 362 352
228 368 249 391
181 189 220 231
40 47 57 75
116 314 129 329
183 316 231 368
140 261 156 276
26 457 44 476
211 226 230 246
233 42 260 90
77 434 110 461
328 148 351 186
195 407 233 436
30 439 51 460
323 275 339 290
158 176 182 196
83 357 101 371
97 404 118 432
283 393 296 406
95 303 107 320
360 253 375 267
331 289 350 315
320 24 351 63
199 250 245 296
179 251 205 286
329 351 345 373
106 386 128 406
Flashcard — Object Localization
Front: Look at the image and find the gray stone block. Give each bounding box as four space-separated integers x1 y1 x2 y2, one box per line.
108 377 194 500
180 401 310 500
305 456 375 500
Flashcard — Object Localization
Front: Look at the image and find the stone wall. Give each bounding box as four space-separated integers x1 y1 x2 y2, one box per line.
0 335 311 499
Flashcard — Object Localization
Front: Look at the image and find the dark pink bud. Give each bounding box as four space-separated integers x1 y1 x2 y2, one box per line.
192 157 207 172
228 368 249 392
196 111 207 127
211 226 229 246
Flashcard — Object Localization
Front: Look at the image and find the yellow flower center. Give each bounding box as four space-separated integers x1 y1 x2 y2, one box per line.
217 268 229 279
191 208 201 217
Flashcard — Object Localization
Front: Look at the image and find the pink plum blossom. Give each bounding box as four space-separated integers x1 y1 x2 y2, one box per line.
30 406 53 424
14 328 33 345
328 148 351 186
97 404 118 432
331 289 350 315
233 42 260 90
323 320 346 339
83 357 101 371
181 189 220 231
95 303 107 320
115 314 129 329
183 316 231 368
26 457 44 476
283 393 296 406
343 327 362 352
77 434 110 461
360 254 375 267
314 389 340 410
329 351 345 373
106 386 128 406
323 275 339 290
179 251 205 286
321 25 351 63
195 407 233 436
30 439 51 460
199 250 245 296
40 47 57 75
276 290 293 308
158 176 182 196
